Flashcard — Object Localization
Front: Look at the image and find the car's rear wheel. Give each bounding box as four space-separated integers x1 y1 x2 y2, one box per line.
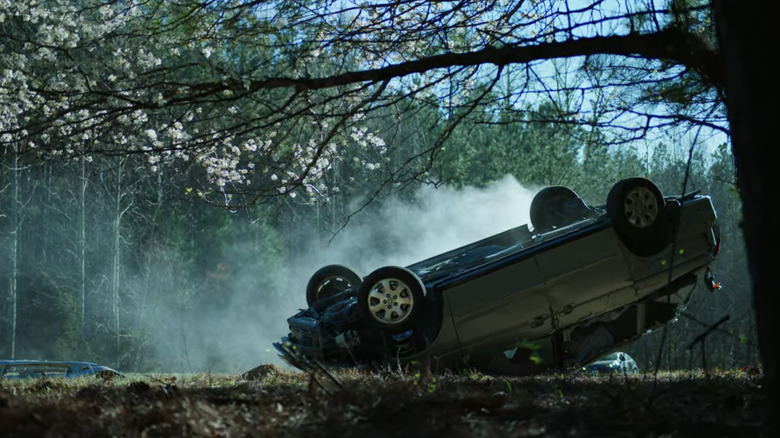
306 265 361 307
607 177 670 256
530 186 592 232
357 266 425 331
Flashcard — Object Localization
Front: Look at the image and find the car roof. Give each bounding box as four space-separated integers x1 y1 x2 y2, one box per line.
600 352 632 360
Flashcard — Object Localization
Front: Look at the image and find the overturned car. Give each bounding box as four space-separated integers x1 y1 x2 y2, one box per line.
274 177 721 374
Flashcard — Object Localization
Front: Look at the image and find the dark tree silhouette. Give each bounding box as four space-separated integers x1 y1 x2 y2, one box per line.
713 0 779 420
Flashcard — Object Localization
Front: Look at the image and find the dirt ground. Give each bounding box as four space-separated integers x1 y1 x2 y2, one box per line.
0 365 771 437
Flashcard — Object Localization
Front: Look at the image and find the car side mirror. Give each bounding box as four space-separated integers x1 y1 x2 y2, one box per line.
618 354 625 362
704 267 721 292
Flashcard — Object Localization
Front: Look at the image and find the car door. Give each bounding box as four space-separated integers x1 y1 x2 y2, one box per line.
446 255 550 355
535 228 634 329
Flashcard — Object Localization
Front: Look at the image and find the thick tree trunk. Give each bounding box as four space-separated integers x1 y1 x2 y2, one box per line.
714 0 780 423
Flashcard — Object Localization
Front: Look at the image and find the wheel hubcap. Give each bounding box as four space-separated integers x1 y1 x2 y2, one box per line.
623 187 659 228
366 278 414 325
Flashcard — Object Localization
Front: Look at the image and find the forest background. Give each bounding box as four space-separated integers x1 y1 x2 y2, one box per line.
0 0 755 375
0 110 749 374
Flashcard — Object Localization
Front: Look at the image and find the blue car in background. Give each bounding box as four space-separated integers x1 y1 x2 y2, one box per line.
0 360 123 379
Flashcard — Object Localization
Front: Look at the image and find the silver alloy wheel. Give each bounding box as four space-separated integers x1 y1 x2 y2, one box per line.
365 278 415 325
623 186 659 228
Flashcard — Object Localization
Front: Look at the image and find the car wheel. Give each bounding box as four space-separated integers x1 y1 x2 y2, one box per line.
530 186 589 231
306 265 361 307
606 177 670 256
357 266 425 331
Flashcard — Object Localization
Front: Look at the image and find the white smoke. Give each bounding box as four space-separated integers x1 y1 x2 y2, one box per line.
150 175 541 373
318 175 537 274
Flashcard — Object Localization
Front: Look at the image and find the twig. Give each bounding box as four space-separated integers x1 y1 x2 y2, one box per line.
687 315 731 372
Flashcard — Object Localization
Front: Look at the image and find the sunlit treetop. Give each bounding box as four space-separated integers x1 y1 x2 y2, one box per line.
0 0 726 206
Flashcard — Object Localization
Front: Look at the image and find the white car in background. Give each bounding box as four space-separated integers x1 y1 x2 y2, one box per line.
585 352 639 374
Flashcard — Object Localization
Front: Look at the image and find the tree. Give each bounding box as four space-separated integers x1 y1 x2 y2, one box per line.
1 0 775 414
1 1 726 202
3 145 22 358
712 0 779 418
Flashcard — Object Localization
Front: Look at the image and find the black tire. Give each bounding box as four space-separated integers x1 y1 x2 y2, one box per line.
530 186 591 231
305 265 361 307
357 266 425 332
606 177 670 256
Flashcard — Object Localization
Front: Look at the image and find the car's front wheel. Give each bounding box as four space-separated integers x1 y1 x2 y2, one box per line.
357 266 425 331
306 264 361 307
606 177 670 256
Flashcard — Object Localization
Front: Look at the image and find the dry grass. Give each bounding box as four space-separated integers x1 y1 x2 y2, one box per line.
0 365 770 437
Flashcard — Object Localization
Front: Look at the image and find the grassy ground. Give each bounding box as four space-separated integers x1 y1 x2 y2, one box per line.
0 365 770 437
